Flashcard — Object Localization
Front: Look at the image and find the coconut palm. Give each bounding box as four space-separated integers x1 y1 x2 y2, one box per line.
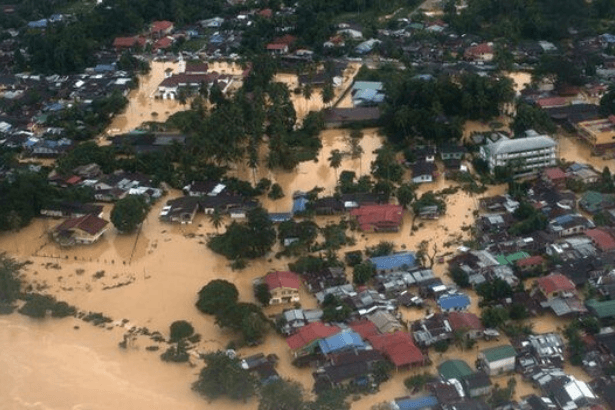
209 209 223 233
328 149 343 182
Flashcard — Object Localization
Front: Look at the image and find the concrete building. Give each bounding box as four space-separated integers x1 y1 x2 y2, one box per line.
575 115 615 154
478 345 516 375
480 131 557 177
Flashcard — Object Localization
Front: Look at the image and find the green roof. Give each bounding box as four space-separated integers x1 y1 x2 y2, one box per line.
438 359 473 380
586 299 615 319
496 251 530 265
481 345 516 363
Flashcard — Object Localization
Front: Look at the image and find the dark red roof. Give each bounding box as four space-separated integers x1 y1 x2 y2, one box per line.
516 255 545 268
350 205 403 231
272 34 296 46
286 322 340 350
257 8 273 18
349 320 380 339
585 228 615 252
367 331 424 367
536 273 576 295
465 43 492 56
448 312 483 332
537 97 567 108
544 167 567 181
151 20 173 33
185 62 208 74
266 43 287 50
55 214 109 236
153 37 173 49
113 37 137 48
265 271 301 291
65 175 82 185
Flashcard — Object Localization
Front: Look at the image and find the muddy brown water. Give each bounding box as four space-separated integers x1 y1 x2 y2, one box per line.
1 70 611 409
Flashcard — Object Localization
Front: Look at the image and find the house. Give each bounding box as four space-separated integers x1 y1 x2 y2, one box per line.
323 107 382 128
448 312 484 340
41 202 103 219
412 161 438 183
351 81 385 106
516 255 546 272
464 43 494 62
544 375 597 410
440 144 467 161
368 331 427 368
350 204 403 232
370 252 416 274
548 213 594 237
438 359 473 381
575 116 615 154
462 372 493 398
585 228 615 252
113 36 146 51
318 330 366 356
412 314 453 347
579 191 615 214
367 310 403 333
542 167 568 189
286 322 341 357
437 293 471 312
266 35 296 55
240 353 280 385
314 349 385 389
479 132 557 177
52 214 109 246
478 345 516 375
355 39 381 54
184 181 226 197
569 165 600 185
535 274 576 299
151 21 174 38
265 271 301 305
586 299 615 321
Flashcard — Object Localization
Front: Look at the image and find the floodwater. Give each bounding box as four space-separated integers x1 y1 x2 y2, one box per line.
2 76 611 409
106 61 183 136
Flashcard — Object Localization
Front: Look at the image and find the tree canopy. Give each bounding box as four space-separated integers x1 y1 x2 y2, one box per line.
193 351 257 402
110 195 149 233
196 279 239 315
0 253 24 305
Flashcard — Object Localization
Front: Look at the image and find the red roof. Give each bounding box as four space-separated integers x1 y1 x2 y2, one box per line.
536 273 576 295
265 271 301 291
585 228 615 252
55 214 109 236
286 322 341 350
349 320 380 339
151 20 173 33
266 43 288 50
272 34 296 46
448 312 483 332
350 205 403 231
257 8 273 18
113 37 138 48
465 43 493 56
153 37 173 49
65 175 82 185
536 97 567 108
516 255 545 268
544 167 567 181
367 331 424 367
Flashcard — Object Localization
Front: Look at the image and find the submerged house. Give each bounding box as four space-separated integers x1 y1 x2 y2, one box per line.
52 214 109 245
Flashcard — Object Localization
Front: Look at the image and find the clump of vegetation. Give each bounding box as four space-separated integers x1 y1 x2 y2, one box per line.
192 351 257 402
404 372 435 391
110 194 150 233
18 293 77 319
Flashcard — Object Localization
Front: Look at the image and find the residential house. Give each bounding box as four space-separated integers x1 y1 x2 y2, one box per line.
370 252 417 274
575 116 615 154
464 43 494 62
41 202 103 219
437 292 471 313
586 299 615 322
184 181 226 197
579 191 615 214
350 204 404 232
368 331 427 368
544 375 597 410
354 39 381 55
412 160 438 183
351 81 385 106
585 228 615 252
367 310 403 333
535 274 576 299
439 359 474 381
440 144 467 161
569 165 600 185
151 21 174 38
313 349 385 389
52 214 109 246
113 36 147 51
286 322 341 358
478 345 516 375
322 107 382 128
265 271 301 305
542 167 568 189
448 312 484 340
479 131 557 177
318 330 366 356
516 255 546 273
548 213 594 237
462 372 493 398
240 353 280 385
390 396 439 410
412 314 453 347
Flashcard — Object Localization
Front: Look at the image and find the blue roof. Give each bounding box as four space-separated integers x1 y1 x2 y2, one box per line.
292 197 308 214
353 88 385 104
269 213 292 223
437 293 471 310
28 19 48 28
370 252 416 271
553 214 575 225
318 331 365 354
352 81 384 92
394 396 438 410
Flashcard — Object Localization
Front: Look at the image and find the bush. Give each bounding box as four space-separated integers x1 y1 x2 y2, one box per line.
255 283 271 306
169 320 195 342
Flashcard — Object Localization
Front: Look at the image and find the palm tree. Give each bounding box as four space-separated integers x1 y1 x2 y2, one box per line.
328 149 343 182
209 209 223 233
346 133 364 175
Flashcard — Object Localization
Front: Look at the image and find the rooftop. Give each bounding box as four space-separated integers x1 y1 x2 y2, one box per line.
481 344 516 363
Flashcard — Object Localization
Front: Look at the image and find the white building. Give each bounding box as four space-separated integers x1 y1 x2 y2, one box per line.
478 345 516 375
480 130 557 177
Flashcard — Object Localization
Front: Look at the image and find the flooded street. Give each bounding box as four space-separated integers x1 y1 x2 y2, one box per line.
2 67 611 409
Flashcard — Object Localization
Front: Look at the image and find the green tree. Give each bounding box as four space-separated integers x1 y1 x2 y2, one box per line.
169 320 195 342
353 262 375 285
268 183 285 200
600 87 615 116
192 351 257 401
259 379 306 410
449 266 470 288
110 195 149 233
0 253 23 304
196 279 239 315
255 283 272 306
322 82 335 107
321 294 352 323
208 208 223 233
328 149 343 182
396 183 416 209
481 306 509 328
512 102 557 136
